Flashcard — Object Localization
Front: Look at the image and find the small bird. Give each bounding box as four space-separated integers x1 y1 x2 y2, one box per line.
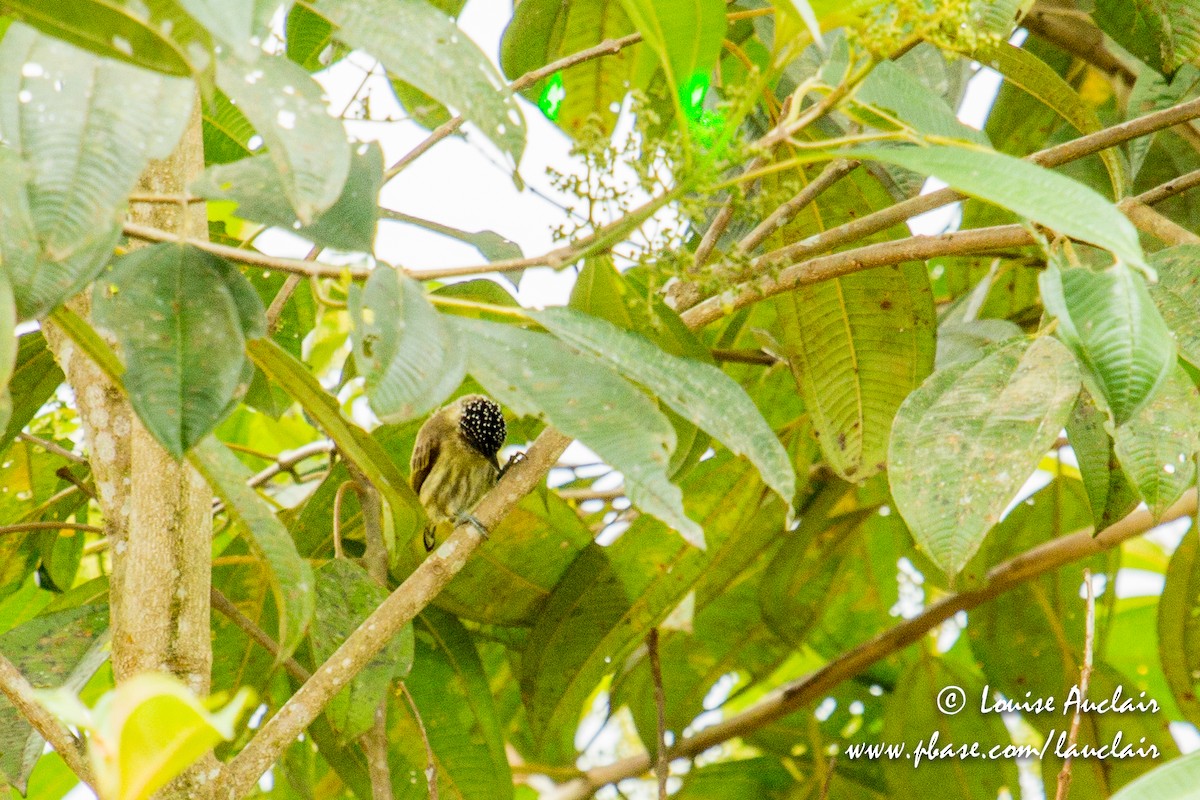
410 394 513 551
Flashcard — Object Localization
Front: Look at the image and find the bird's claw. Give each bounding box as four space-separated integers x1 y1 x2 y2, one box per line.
455 512 490 540
499 451 527 478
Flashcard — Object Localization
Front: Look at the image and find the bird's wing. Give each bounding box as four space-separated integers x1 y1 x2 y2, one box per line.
410 418 442 495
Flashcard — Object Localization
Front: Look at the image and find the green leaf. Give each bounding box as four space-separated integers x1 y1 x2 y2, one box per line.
398 609 512 800
39 673 252 800
190 436 315 662
311 0 526 164
500 0 639 136
247 338 424 547
382 210 524 262
201 90 257 166
93 244 264 457
968 0 1024 35
0 0 216 78
851 60 989 145
1126 66 1199 179
310 559 413 743
1112 753 1200 800
889 337 1080 577
617 0 726 122
1112 366 1200 519
674 757 797 800
0 332 63 453
520 449 786 762
1159 530 1200 730
192 142 383 252
1148 244 1200 369
0 24 194 320
774 262 936 482
1066 390 1140 529
448 316 701 547
0 606 108 792
848 144 1148 273
1041 263 1176 425
215 51 350 223
535 307 795 505
348 270 465 424
972 42 1128 196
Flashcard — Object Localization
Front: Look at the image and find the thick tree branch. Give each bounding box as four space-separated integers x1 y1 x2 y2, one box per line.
554 490 1197 799
0 653 95 789
1118 198 1200 245
215 430 572 799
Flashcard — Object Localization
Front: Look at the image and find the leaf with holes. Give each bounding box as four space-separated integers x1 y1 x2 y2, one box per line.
535 306 795 506
889 336 1080 577
311 0 525 164
0 25 194 320
774 262 936 482
216 51 350 223
348 269 465 423
93 244 264 457
1041 262 1175 425
1112 366 1200 519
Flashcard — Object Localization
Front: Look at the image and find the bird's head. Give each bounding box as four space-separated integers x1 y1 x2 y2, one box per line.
454 394 506 458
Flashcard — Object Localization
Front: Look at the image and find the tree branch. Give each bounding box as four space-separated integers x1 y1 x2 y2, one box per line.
0 521 105 536
215 430 572 799
554 490 1198 799
0 652 95 789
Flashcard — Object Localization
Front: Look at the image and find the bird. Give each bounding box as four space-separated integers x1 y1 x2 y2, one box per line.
410 394 516 551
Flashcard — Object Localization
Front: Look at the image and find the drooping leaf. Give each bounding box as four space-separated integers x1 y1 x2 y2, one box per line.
0 332 63 453
1066 390 1140 530
1112 366 1200 519
972 41 1128 196
0 0 215 78
190 436 315 662
215 51 350 223
348 269 465 424
889 336 1080 577
535 306 795 505
309 559 413 743
774 262 936 482
247 338 424 546
449 316 702 546
1041 262 1175 425
383 210 524 262
0 24 194 320
1159 530 1200 730
848 144 1148 273
395 608 513 800
93 243 264 457
192 142 383 252
310 0 526 164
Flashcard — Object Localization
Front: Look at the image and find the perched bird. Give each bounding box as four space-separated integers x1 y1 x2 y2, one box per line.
410 394 512 551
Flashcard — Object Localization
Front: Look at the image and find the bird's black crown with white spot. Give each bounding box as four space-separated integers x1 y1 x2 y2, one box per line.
460 397 506 457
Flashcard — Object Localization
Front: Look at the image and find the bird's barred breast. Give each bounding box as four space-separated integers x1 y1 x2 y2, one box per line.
418 444 498 522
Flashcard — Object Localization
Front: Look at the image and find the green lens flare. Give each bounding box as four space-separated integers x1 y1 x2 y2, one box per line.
538 73 566 122
680 72 710 121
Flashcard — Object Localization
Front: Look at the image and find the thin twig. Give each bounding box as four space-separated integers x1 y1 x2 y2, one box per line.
17 433 88 464
0 653 95 788
210 588 311 682
246 441 336 489
1055 568 1096 800
332 480 353 561
557 486 627 501
384 33 643 179
554 490 1197 799
400 682 438 800
710 348 780 366
818 754 837 800
647 628 668 799
737 159 860 254
1118 198 1200 245
0 521 105 536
